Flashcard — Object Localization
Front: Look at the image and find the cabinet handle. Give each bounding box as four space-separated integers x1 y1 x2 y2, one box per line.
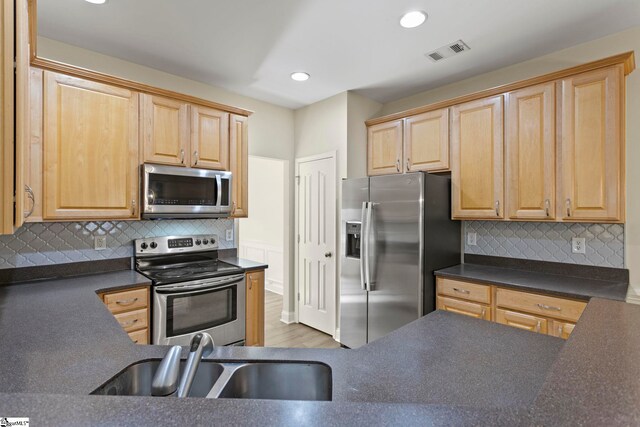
545 199 550 217
24 185 35 219
180 149 185 164
396 159 400 172
495 200 500 217
453 288 471 295
248 278 253 290
566 198 572 217
481 307 486 319
537 303 561 312
194 151 199 165
232 201 237 214
120 319 139 327
535 321 541 333
116 298 138 306
131 199 136 216
406 158 411 172
558 324 563 336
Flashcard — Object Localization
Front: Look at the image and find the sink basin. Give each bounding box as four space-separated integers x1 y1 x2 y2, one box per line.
212 362 332 401
91 360 224 397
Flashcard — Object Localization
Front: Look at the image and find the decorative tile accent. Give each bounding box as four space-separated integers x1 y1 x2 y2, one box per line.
0 219 235 269
464 221 624 268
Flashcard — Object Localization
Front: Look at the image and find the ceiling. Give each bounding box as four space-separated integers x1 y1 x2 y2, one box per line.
38 0 640 109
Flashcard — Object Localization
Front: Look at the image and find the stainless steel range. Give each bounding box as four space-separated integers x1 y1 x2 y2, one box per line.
134 235 245 346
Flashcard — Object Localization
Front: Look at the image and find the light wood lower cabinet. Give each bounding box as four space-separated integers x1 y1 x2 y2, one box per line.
245 269 265 346
436 277 585 339
436 296 491 321
100 286 150 344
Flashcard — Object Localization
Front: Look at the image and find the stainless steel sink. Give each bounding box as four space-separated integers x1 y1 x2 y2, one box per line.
91 360 224 397
209 362 332 401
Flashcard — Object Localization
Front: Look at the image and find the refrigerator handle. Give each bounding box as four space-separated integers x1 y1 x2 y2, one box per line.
360 202 368 291
365 202 375 291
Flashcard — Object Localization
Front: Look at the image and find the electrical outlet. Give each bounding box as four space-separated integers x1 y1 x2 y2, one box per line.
572 237 586 254
94 236 107 251
467 232 477 246
226 229 234 242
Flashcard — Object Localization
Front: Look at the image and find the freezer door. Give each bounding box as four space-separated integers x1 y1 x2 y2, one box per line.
368 173 423 342
339 178 369 348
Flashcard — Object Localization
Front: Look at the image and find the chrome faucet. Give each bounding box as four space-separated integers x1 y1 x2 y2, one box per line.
150 333 214 398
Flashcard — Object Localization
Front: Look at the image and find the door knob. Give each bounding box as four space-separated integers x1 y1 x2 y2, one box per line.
324 252 332 258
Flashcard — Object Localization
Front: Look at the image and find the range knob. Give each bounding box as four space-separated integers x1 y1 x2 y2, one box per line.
195 239 202 245
150 242 158 249
210 237 216 244
140 242 148 250
203 239 209 245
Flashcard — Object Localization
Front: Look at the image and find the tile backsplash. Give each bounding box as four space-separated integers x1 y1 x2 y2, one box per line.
0 219 235 269
464 221 624 268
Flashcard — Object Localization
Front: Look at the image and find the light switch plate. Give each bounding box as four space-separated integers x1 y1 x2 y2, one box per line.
572 237 586 254
226 229 234 242
467 232 477 246
94 236 107 250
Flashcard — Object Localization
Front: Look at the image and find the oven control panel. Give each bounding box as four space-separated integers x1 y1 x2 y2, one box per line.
135 234 219 256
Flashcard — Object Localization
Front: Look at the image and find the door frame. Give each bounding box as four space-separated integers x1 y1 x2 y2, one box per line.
294 150 338 335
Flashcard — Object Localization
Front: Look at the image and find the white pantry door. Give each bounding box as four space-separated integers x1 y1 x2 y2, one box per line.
296 154 336 335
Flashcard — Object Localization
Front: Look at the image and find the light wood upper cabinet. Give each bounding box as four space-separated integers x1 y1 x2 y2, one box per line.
505 83 556 220
141 94 189 167
230 114 248 218
190 106 229 170
404 108 449 172
560 65 624 222
367 119 403 176
451 95 504 219
43 72 139 220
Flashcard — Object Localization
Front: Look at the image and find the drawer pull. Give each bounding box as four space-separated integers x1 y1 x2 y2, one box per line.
535 320 541 333
537 303 561 312
116 298 139 306
481 307 486 319
133 339 139 344
120 319 139 327
453 288 471 295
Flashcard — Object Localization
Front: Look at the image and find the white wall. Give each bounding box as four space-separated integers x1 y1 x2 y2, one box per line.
377 26 640 298
239 156 286 296
347 92 382 179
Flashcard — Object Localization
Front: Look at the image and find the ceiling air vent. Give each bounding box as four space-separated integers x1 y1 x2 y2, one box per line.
425 39 470 63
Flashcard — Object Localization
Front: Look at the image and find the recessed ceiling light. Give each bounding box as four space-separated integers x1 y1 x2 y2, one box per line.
85 0 107 4
400 11 427 28
291 72 310 82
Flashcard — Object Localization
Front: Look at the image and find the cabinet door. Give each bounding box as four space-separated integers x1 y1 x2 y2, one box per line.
548 320 576 339
141 94 189 166
190 105 229 170
24 68 43 223
506 83 555 220
43 72 139 219
436 296 491 320
495 308 548 334
560 65 624 221
245 270 265 346
451 96 504 219
229 114 248 217
367 120 403 176
404 108 449 172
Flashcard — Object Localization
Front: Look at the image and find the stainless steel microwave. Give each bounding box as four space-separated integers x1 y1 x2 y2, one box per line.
142 164 232 219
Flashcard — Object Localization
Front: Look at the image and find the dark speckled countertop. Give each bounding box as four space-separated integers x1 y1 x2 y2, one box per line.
435 263 628 301
1 267 640 425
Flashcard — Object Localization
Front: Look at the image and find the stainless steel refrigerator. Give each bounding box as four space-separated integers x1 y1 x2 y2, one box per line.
339 172 460 348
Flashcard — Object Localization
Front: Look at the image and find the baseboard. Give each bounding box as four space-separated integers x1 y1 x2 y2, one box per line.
265 279 283 295
334 327 340 342
626 294 640 305
280 310 295 324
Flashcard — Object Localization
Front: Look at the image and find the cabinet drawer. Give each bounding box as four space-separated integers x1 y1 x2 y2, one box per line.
128 329 148 345
496 288 586 322
437 277 491 304
114 308 148 332
436 296 491 321
548 320 576 340
103 288 148 314
496 308 548 334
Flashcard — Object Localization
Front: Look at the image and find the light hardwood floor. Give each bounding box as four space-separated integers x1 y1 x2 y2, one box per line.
264 290 340 349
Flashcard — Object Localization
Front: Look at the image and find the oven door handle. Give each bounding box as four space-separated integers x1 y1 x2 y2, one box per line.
155 275 245 294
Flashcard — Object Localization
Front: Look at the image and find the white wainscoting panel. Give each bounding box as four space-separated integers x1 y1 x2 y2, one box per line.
239 240 283 295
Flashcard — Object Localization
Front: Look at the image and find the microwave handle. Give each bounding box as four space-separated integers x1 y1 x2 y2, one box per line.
216 175 222 207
